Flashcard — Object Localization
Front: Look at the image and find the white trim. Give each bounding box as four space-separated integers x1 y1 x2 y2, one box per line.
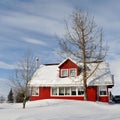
99 86 107 96
78 86 84 96
61 69 68 77
58 57 77 68
51 87 84 96
65 87 71 95
69 68 77 77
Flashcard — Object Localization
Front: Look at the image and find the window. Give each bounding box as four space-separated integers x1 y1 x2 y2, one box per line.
59 87 64 95
32 87 39 96
61 69 68 77
51 87 84 96
65 87 70 95
78 87 84 95
70 69 77 77
52 87 57 95
99 86 107 96
71 87 76 95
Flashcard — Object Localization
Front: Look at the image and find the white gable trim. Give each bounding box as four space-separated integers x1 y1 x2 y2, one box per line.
58 57 77 68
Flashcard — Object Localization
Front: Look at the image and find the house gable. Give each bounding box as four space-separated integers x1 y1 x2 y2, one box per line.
58 58 81 77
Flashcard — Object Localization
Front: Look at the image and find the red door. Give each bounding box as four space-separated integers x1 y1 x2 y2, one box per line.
87 87 97 101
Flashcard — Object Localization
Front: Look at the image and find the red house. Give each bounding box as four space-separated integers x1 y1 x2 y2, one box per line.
29 58 114 102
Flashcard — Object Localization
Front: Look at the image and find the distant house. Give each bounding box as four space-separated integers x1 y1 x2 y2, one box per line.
28 58 114 102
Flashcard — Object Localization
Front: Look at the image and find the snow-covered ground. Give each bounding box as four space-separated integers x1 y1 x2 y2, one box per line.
0 99 120 120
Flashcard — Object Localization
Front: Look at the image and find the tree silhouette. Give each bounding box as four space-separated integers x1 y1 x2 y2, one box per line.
7 88 14 103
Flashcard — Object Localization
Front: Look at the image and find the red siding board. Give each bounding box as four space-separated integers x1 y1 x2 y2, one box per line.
59 59 77 69
30 86 109 102
99 96 109 102
30 87 51 101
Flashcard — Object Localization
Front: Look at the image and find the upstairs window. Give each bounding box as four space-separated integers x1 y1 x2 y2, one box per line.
61 69 68 77
70 68 77 77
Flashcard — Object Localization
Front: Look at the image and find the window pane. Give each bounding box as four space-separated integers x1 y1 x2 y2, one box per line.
71 87 76 95
61 69 68 77
100 91 106 95
65 87 70 95
59 87 64 95
32 87 39 96
70 69 76 77
99 86 107 95
52 87 57 95
78 87 84 95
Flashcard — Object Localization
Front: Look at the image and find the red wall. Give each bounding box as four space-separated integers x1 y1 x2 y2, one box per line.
99 96 109 102
30 87 51 101
98 86 109 102
30 86 109 102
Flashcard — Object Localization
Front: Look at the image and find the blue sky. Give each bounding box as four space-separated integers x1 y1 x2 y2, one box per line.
0 0 120 96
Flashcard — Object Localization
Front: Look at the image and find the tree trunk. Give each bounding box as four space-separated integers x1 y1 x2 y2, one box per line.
83 79 88 101
23 97 26 109
83 62 88 101
82 29 88 101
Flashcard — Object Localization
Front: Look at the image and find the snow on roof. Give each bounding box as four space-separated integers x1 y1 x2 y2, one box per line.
29 62 113 87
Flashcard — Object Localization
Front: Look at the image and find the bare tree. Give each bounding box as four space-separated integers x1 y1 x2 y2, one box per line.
9 50 39 108
57 10 107 101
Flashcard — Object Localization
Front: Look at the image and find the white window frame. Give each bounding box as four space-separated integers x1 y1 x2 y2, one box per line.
99 86 107 96
71 87 77 95
78 86 84 96
65 87 71 95
51 87 57 96
51 87 84 96
31 87 39 96
69 68 77 77
59 87 65 95
61 69 68 77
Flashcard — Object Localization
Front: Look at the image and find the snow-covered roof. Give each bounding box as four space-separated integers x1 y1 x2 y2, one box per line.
29 61 114 87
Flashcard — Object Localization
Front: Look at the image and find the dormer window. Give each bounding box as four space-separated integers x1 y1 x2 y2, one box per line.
70 68 77 77
61 68 77 77
59 58 79 78
61 69 68 77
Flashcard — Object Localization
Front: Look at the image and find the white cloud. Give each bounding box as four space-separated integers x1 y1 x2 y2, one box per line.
22 37 47 46
0 0 73 38
0 61 15 69
0 12 65 37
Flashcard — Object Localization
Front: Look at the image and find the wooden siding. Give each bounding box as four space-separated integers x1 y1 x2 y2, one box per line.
30 86 110 102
